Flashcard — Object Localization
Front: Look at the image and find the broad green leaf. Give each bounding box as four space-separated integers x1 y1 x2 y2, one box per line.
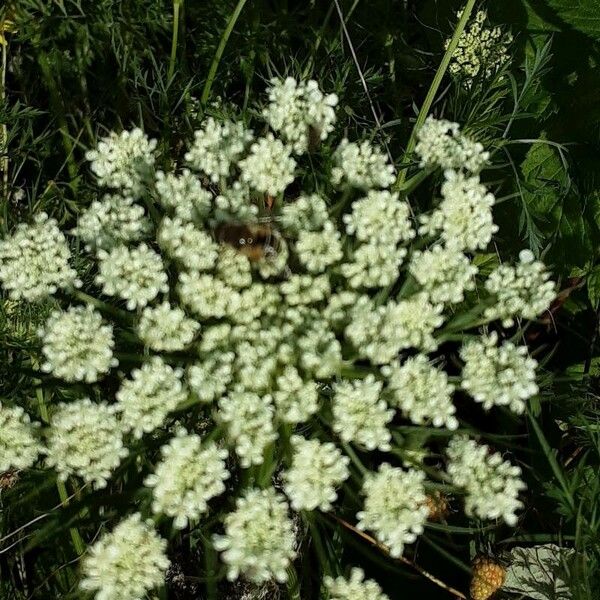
587 265 600 308
544 0 600 39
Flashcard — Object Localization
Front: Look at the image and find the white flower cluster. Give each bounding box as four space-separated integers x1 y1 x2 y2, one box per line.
239 134 296 195
415 116 489 173
45 398 127 488
332 376 393 451
116 358 187 438
447 436 526 525
296 223 344 273
357 464 428 557
145 429 230 529
383 355 458 429
409 245 477 304
419 170 498 251
346 294 443 364
213 487 296 583
0 213 79 301
217 392 277 467
40 306 117 382
447 10 513 86
273 366 319 423
96 243 168 310
158 216 219 271
325 568 390 600
178 272 237 318
81 513 170 600
331 139 395 189
137 302 199 351
86 128 157 196
185 117 253 183
264 77 338 153
460 332 538 414
283 435 350 511
74 194 149 251
280 193 329 233
0 403 41 472
155 169 212 221
485 249 556 326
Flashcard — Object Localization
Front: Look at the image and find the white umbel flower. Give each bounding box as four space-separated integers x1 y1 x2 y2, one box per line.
325 568 390 600
86 128 157 196
280 193 329 233
484 249 556 326
217 392 277 467
419 170 497 251
297 322 343 378
187 353 235 403
80 513 170 600
332 376 393 451
145 429 230 529
0 213 79 301
273 366 319 423
0 403 41 472
357 464 428 557
280 274 330 305
185 117 253 183
344 190 414 245
155 169 212 221
178 272 239 319
460 332 538 414
74 194 149 251
283 435 350 511
346 294 444 364
239 134 296 195
447 435 526 525
45 398 127 488
447 10 512 87
116 358 187 438
331 139 395 189
415 117 489 173
341 242 407 289
40 306 117 382
213 487 296 583
264 77 338 154
216 245 253 288
295 222 343 273
409 245 478 304
158 216 219 271
96 244 168 310
137 302 200 351
383 355 458 429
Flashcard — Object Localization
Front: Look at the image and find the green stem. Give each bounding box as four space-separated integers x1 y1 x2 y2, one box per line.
394 0 476 190
34 378 86 556
200 0 249 107
167 0 182 81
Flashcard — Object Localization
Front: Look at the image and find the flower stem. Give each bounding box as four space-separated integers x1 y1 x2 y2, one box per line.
394 0 476 190
34 374 86 556
200 0 248 108
167 0 183 81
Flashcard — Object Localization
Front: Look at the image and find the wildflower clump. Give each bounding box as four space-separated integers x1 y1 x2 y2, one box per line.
0 77 556 596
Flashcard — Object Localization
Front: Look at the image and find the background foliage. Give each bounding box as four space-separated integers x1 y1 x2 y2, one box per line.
1 0 599 598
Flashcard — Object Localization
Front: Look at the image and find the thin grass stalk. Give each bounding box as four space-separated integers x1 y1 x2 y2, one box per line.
200 0 249 108
168 0 183 81
1 29 8 228
394 0 477 189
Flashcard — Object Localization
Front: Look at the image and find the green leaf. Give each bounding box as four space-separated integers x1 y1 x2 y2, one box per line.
544 0 600 39
520 140 594 271
587 265 600 309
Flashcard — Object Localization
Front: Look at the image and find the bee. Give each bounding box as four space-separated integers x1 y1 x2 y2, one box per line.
216 222 278 262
